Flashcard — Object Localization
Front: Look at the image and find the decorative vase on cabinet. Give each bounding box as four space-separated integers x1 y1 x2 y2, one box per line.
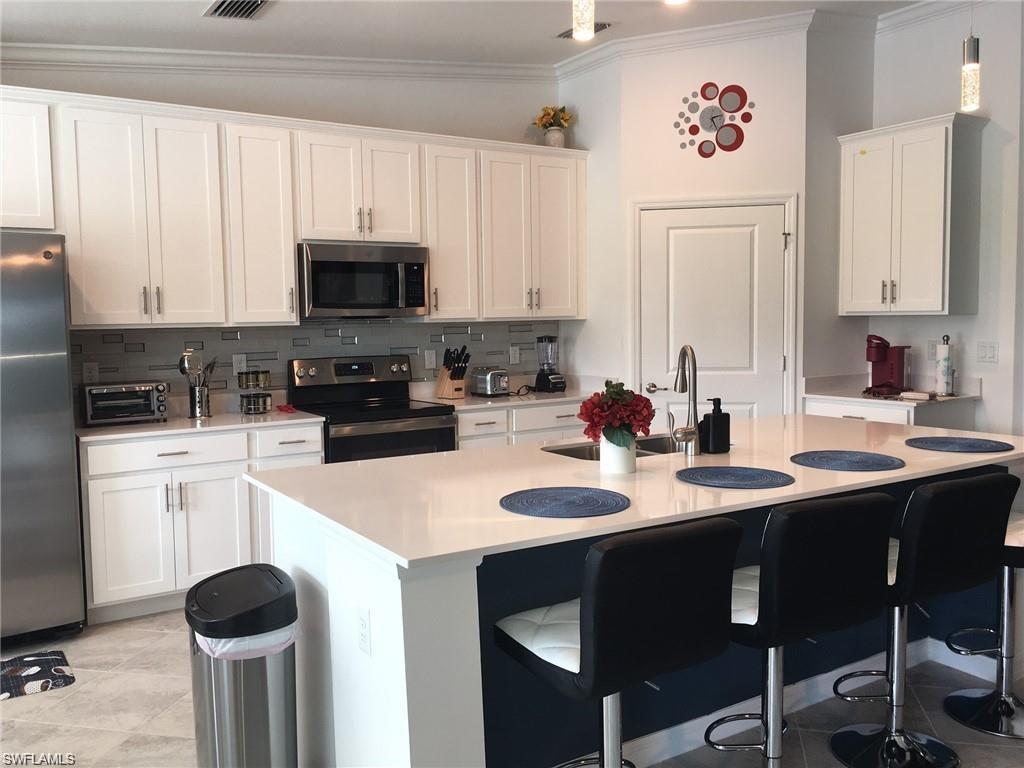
544 127 566 148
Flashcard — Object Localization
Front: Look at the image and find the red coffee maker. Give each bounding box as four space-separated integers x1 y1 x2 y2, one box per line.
864 335 911 398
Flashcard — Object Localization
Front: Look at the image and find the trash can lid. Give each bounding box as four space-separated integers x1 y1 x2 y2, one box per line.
185 563 297 639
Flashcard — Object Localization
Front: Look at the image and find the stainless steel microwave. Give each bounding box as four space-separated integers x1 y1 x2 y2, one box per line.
298 242 429 319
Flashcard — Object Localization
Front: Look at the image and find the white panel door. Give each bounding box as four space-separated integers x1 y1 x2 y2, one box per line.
891 125 947 313
424 145 478 319
143 116 226 325
1 100 54 229
225 124 297 323
362 138 421 243
173 464 251 590
87 472 175 604
61 108 151 326
531 155 578 318
640 205 786 432
480 150 532 318
839 134 893 314
251 454 322 563
297 131 364 240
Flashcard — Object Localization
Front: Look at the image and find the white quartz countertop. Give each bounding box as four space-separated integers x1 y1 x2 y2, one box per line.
244 415 1024 569
77 410 324 442
803 390 980 407
450 388 588 412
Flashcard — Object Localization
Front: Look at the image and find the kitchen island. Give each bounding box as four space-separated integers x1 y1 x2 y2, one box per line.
244 415 1024 767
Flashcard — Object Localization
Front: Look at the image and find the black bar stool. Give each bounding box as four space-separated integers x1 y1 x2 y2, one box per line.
494 518 742 768
830 473 1020 768
704 493 896 764
943 509 1024 737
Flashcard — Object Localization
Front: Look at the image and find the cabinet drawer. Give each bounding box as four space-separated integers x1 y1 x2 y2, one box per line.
254 425 323 458
804 399 910 425
512 402 581 433
86 432 248 475
459 434 509 450
458 410 508 437
510 428 577 446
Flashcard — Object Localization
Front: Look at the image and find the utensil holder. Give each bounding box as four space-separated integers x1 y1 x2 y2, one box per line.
433 368 466 400
189 385 210 419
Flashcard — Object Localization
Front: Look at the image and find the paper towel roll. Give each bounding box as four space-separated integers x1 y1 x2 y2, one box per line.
935 342 954 395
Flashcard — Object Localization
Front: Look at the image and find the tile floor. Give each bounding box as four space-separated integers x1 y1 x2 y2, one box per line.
2 613 1023 767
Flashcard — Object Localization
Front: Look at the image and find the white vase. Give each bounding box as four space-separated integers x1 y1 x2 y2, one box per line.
600 435 637 475
544 127 566 148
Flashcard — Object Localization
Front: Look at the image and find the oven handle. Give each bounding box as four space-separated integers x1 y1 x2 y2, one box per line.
329 414 457 439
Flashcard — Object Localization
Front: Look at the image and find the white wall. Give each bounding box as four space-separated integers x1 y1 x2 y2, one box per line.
870 2 1023 433
0 66 556 144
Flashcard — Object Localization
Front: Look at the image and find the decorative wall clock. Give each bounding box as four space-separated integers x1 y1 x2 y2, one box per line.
673 81 755 158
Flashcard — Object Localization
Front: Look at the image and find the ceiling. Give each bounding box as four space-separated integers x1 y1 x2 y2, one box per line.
0 0 911 67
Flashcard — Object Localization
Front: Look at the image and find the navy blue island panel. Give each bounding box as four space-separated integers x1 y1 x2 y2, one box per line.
475 465 1005 768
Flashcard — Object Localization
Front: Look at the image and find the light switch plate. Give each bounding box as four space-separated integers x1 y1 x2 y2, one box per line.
82 362 99 384
424 349 437 369
978 341 999 363
509 344 521 365
232 353 248 375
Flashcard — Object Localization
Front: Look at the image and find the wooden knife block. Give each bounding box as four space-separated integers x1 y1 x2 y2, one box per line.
434 368 466 400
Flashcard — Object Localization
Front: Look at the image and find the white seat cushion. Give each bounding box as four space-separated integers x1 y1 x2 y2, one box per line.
731 566 761 626
888 538 899 586
1006 511 1024 549
495 598 581 673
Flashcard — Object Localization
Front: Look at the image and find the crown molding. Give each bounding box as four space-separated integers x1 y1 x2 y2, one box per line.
554 10 815 81
0 43 557 84
876 1 975 36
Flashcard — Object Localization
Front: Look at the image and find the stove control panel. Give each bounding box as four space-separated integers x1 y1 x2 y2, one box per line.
289 355 413 387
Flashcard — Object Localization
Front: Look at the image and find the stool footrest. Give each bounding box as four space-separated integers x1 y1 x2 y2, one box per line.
945 627 999 658
551 759 636 768
833 669 889 703
703 712 789 753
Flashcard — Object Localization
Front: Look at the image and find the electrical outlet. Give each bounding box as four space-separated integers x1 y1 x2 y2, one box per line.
509 344 521 365
82 362 100 384
424 349 437 370
232 353 248 374
978 341 999 363
926 340 938 361
358 607 371 655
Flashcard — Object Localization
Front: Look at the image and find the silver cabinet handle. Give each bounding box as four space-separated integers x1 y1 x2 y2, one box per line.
842 415 866 420
289 287 295 314
156 450 189 457
527 288 533 309
891 280 897 304
645 382 668 393
535 288 541 310
555 413 575 419
165 484 172 511
881 280 887 304
367 208 373 234
178 481 184 511
155 285 162 315
357 207 363 233
475 421 497 426
433 287 439 311
142 286 149 315
278 439 307 445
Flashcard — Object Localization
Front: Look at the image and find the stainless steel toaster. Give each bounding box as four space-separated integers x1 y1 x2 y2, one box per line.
468 366 510 397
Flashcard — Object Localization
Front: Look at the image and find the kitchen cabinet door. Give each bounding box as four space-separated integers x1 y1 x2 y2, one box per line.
480 150 532 318
87 472 175 604
297 131 364 241
143 116 226 325
838 134 893 314
172 463 250 590
61 108 151 326
1 100 54 229
530 155 578 318
362 138 421 243
225 124 297 324
251 454 322 563
425 145 478 319
890 124 948 313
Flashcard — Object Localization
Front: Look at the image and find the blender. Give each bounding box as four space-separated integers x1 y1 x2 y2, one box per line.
534 335 566 392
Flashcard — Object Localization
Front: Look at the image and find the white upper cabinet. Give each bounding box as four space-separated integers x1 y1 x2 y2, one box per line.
530 155 578 318
61 108 151 326
143 116 226 325
362 138 421 243
1 100 54 229
424 145 478 320
225 123 297 324
297 131 363 240
838 113 982 316
481 150 533 319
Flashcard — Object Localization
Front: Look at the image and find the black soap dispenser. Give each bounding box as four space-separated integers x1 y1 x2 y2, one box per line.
699 398 731 454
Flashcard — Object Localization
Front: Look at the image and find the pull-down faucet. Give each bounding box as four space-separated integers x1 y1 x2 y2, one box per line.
669 345 700 455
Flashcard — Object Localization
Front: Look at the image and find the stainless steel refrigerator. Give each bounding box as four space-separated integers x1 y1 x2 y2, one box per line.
1 231 85 638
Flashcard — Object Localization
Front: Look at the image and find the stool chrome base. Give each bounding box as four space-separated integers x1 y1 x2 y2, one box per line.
829 725 960 768
944 689 1024 739
552 759 636 768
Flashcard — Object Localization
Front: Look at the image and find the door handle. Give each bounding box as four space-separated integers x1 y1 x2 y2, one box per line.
433 287 439 311
156 450 189 457
527 288 533 309
890 280 897 304
535 288 541 310
142 286 149 315
357 207 363 234
165 484 172 511
179 481 184 511
555 414 575 419
475 421 497 427
842 415 866 420
155 286 162 315
278 439 307 445
289 287 295 314
367 208 373 234
645 382 668 394
881 280 887 304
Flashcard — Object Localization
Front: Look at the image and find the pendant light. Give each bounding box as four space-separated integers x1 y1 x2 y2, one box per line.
572 0 595 41
961 4 980 112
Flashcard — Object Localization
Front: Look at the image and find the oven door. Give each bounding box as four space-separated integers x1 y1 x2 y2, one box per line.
326 415 457 463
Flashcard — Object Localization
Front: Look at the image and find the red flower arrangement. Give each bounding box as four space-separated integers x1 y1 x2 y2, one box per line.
578 380 656 447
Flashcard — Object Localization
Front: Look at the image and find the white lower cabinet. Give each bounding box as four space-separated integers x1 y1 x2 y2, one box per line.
459 434 509 450
803 396 976 430
251 453 322 563
457 401 583 450
510 428 578 446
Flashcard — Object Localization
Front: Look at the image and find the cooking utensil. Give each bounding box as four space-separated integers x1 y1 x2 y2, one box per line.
200 357 217 388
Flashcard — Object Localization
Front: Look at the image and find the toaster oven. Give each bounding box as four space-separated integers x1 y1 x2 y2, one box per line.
83 381 168 426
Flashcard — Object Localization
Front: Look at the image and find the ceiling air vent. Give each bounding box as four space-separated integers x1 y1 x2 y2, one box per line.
557 22 612 39
204 0 269 20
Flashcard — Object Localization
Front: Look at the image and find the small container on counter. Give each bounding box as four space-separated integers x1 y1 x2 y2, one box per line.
189 385 211 419
698 398 730 454
240 392 272 415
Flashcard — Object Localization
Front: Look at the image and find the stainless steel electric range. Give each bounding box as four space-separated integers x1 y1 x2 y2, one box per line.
287 355 457 463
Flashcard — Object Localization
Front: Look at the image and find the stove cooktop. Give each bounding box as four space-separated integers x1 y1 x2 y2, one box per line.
299 399 455 425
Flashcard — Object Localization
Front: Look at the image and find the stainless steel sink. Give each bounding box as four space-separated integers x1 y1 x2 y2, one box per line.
542 434 681 461
635 435 683 454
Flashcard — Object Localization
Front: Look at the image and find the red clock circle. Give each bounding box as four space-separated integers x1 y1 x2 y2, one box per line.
688 125 700 136
719 84 748 113
700 81 719 100
697 140 717 158
715 124 744 152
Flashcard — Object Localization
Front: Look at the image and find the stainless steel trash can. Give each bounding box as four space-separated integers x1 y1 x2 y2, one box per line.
186 563 298 768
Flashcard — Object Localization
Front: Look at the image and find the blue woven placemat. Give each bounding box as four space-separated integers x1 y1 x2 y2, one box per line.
905 436 1014 453
790 450 905 472
676 466 795 490
499 487 630 518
